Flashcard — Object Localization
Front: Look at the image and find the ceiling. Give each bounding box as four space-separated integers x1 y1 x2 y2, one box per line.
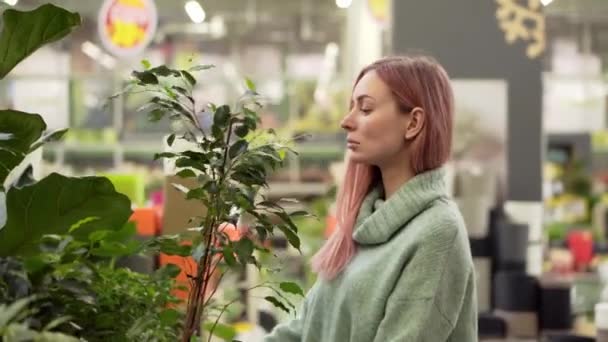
17 0 346 51
11 0 608 73
545 0 608 72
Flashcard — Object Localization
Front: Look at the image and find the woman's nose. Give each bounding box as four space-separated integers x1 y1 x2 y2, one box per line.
340 112 355 131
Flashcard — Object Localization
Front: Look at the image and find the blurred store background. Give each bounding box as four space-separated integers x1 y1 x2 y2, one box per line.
4 0 608 340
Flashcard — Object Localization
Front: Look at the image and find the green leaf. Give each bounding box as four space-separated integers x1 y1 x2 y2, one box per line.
68 216 100 233
276 224 300 251
43 315 74 331
0 110 45 185
132 70 159 85
149 65 180 77
175 158 206 173
279 282 305 297
245 78 256 92
228 140 248 159
0 4 81 79
203 322 236 341
0 174 132 256
90 239 140 257
141 59 151 69
148 109 166 122
155 263 181 278
264 296 290 313
289 210 310 218
154 152 178 160
13 164 35 188
181 70 196 86
222 245 237 267
233 238 254 264
234 124 249 138
171 86 193 102
186 187 206 200
29 128 68 152
0 296 37 327
156 237 192 256
164 85 177 100
105 222 137 242
276 211 298 233
176 169 197 178
188 64 214 72
213 105 230 128
167 134 176 147
159 309 181 326
88 230 111 243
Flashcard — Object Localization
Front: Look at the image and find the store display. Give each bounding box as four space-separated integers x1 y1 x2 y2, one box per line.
475 257 492 312
539 282 572 331
456 196 492 238
494 222 529 271
494 272 539 312
597 303 608 342
3 0 608 339
493 309 538 338
478 313 507 339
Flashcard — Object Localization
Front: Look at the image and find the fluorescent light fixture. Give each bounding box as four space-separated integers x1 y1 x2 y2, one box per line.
81 41 116 69
541 0 553 5
3 0 18 6
100 54 117 69
81 41 102 59
335 0 352 9
185 0 206 23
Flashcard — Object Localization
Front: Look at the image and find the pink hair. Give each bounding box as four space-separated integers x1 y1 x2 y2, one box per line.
311 55 454 280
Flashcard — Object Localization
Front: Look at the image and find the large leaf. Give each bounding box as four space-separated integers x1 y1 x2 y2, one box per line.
0 110 46 185
0 4 81 79
0 173 132 256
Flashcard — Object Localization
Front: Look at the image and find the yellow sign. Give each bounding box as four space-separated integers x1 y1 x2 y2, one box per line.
367 0 388 25
495 0 545 59
98 0 158 57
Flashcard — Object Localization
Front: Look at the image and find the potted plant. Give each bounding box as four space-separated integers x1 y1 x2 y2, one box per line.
115 61 308 340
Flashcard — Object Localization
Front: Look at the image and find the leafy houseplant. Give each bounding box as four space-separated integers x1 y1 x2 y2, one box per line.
117 62 308 341
0 4 182 341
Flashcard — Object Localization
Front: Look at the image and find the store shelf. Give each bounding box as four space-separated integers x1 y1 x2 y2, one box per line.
265 182 331 199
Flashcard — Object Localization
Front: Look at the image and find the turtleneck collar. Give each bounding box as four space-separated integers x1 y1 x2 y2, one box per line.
352 167 448 245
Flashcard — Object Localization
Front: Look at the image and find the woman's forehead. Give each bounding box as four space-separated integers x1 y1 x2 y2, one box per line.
353 71 392 101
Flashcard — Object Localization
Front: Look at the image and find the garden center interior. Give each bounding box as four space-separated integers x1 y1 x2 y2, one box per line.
3 0 608 341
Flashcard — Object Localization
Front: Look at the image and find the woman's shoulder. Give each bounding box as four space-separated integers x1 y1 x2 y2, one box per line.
406 197 471 257
412 197 465 235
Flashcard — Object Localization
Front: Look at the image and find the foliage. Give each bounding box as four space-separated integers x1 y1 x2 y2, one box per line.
116 60 308 340
0 225 185 341
0 4 181 341
0 296 79 342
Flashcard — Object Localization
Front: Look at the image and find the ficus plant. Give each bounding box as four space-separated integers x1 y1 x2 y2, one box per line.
116 62 309 341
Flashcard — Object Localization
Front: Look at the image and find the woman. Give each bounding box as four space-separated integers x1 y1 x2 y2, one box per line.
265 55 477 341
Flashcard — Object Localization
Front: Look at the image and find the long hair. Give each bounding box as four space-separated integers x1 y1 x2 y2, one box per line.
311 55 455 280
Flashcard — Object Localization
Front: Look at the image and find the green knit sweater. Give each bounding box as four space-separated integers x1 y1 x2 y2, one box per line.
264 168 478 342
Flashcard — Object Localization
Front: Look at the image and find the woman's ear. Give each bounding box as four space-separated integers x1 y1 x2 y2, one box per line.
405 107 425 140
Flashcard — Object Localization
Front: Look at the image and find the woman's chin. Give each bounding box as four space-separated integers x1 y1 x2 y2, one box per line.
348 153 371 165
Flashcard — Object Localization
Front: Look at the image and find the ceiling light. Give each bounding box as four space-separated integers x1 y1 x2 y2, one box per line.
185 1 206 23
541 0 553 5
81 41 116 69
335 0 352 9
81 41 102 59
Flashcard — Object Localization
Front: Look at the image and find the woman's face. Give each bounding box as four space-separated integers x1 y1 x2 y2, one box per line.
341 70 411 167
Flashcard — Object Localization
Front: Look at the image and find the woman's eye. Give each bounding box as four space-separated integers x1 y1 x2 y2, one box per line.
361 108 373 114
